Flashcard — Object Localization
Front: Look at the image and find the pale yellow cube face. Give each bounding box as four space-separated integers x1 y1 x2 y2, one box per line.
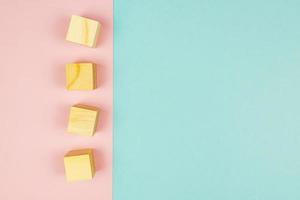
68 105 99 136
66 63 97 90
64 149 95 182
66 15 101 47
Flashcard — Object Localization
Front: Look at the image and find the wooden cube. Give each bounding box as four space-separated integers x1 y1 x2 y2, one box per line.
67 104 99 136
66 63 97 90
64 148 95 182
66 15 101 47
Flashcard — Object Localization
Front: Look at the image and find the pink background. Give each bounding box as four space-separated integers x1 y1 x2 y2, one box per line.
0 0 113 199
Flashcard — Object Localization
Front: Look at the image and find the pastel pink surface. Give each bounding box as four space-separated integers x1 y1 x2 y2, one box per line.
0 0 112 199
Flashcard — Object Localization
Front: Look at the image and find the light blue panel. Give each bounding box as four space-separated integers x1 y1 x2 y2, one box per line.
114 0 300 199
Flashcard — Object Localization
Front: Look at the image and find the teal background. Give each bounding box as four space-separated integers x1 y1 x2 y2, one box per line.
114 1 300 199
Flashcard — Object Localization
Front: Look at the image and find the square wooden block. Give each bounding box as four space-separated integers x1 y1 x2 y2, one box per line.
64 148 95 182
67 104 99 136
66 63 97 90
66 15 101 47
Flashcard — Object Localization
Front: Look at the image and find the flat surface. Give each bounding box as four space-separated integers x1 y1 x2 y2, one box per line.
0 0 112 199
114 0 300 199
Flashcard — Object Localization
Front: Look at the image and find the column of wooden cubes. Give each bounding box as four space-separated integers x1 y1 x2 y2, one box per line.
63 15 102 182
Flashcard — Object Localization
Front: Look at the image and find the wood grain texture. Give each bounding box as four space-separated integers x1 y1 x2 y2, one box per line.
64 148 95 182
66 15 101 47
67 104 100 136
66 63 97 90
